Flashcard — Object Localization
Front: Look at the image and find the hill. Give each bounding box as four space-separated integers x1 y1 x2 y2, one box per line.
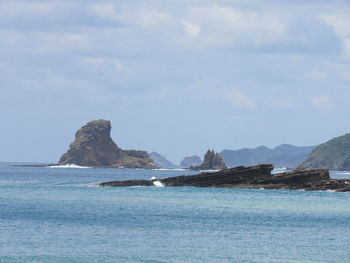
297 133 350 170
179 155 202 168
149 152 178 168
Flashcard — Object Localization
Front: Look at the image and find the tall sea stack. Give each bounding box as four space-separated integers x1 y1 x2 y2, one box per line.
191 150 227 170
59 120 156 168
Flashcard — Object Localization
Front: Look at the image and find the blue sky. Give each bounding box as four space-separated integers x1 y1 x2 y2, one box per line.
1 0 350 163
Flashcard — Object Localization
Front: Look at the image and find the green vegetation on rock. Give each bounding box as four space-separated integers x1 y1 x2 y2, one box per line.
297 133 350 170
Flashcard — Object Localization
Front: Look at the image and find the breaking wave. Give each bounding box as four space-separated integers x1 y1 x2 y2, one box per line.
47 164 91 169
153 180 165 187
152 168 188 171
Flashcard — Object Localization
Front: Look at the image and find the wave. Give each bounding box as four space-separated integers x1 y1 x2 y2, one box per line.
153 180 165 187
334 171 350 174
47 164 91 169
273 167 288 171
152 168 188 171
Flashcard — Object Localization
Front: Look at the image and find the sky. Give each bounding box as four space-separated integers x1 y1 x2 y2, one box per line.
1 0 350 164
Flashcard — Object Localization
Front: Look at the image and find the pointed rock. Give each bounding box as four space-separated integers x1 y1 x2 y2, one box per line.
191 150 227 170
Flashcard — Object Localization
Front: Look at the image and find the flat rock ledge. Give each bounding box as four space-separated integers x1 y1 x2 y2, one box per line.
98 164 350 192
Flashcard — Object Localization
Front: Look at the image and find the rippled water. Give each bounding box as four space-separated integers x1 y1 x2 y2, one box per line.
0 163 349 263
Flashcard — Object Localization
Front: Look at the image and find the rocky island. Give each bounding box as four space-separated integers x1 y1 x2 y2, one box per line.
59 120 156 168
98 164 350 192
190 150 227 170
180 155 202 168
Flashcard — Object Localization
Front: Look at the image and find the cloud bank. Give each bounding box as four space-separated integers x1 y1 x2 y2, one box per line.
0 0 350 162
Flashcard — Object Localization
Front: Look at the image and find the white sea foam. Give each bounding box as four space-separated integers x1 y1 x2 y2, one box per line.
153 180 164 187
274 167 287 171
152 168 187 171
337 171 350 175
87 183 101 188
48 164 91 169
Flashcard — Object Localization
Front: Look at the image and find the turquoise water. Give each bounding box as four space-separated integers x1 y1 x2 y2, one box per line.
0 163 350 263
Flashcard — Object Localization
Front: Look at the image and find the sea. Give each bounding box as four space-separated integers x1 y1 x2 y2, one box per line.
0 163 350 263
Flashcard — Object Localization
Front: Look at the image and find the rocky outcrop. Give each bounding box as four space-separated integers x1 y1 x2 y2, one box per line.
180 155 202 168
59 120 156 168
190 150 227 170
99 164 274 187
98 164 350 192
297 133 350 170
149 152 178 168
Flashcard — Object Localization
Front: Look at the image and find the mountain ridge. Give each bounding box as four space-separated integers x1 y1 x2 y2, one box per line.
221 144 315 168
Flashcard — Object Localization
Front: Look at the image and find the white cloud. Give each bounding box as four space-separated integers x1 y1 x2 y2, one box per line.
226 90 256 110
307 69 328 80
87 3 117 20
321 12 350 59
80 57 128 73
0 30 91 54
36 32 90 53
345 38 350 59
310 96 334 110
0 1 69 18
136 9 173 28
263 94 300 110
20 69 109 104
181 19 201 38
180 4 288 48
146 87 174 100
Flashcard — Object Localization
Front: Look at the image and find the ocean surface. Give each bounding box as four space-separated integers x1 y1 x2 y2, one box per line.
1 163 350 263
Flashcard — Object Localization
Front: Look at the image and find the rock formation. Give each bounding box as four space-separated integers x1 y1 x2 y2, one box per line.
58 120 156 168
180 155 202 168
297 133 350 170
98 164 350 192
149 152 178 168
190 150 227 170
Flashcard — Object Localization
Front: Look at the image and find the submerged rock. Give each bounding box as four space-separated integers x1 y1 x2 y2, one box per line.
190 150 227 170
59 120 156 169
98 164 350 192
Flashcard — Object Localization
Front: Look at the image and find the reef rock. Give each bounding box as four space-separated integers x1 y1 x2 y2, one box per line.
58 120 156 168
191 150 227 170
98 164 350 192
